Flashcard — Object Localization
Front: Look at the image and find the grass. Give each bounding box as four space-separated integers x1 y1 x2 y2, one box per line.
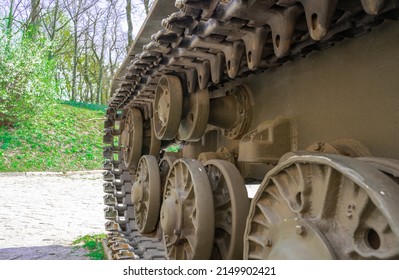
72 233 107 260
0 101 105 172
61 100 107 112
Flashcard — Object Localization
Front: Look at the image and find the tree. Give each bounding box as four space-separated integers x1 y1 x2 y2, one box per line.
141 0 154 15
126 0 133 49
0 0 151 107
64 0 95 101
0 26 57 126
26 0 41 37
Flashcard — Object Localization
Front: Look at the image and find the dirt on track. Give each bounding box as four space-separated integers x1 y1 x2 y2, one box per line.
0 171 105 260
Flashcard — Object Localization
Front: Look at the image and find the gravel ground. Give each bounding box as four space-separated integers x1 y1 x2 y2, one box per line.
0 171 106 260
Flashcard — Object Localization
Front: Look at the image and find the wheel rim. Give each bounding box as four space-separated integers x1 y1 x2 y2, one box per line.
159 155 178 191
358 157 399 182
153 75 183 140
121 108 143 168
132 155 161 234
306 139 372 157
142 119 161 157
160 158 214 259
204 159 249 259
178 89 209 141
244 152 399 259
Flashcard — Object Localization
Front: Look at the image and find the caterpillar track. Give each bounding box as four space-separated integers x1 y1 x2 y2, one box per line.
103 0 399 260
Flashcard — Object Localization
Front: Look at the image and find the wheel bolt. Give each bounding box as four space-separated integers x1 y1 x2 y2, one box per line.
296 225 306 236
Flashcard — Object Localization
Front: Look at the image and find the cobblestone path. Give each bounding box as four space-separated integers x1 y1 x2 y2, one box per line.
0 171 105 260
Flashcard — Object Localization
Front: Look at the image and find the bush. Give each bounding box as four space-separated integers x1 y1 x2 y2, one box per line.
0 32 57 126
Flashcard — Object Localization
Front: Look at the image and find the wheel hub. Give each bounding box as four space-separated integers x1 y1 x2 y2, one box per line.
267 218 334 260
160 190 182 245
158 92 169 126
131 181 144 211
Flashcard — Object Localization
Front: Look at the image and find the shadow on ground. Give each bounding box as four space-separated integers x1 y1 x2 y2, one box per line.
0 245 90 260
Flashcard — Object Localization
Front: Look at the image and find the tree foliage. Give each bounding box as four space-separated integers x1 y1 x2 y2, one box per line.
0 28 57 126
0 0 155 127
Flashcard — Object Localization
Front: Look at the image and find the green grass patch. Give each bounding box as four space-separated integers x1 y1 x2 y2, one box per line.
61 100 107 112
0 101 105 172
72 233 107 260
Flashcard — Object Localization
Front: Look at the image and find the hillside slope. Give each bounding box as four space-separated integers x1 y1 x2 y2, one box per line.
0 102 105 172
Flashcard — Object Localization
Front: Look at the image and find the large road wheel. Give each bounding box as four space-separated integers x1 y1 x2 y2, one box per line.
244 152 399 259
153 75 183 140
120 108 143 168
204 159 249 259
132 155 161 234
160 158 214 259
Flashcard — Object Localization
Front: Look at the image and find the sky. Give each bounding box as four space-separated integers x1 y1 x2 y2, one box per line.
130 0 153 37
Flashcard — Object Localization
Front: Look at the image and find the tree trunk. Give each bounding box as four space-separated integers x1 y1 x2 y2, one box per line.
28 0 41 37
126 0 133 50
49 0 59 41
5 0 15 51
143 0 151 15
71 19 78 101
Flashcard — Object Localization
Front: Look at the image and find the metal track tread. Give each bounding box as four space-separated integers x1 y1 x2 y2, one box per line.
103 0 399 260
108 0 399 113
103 109 166 260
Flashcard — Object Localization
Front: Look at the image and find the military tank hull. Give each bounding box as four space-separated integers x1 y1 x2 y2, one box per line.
102 0 399 260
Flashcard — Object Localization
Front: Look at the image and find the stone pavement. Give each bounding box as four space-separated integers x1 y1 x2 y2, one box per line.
0 171 106 260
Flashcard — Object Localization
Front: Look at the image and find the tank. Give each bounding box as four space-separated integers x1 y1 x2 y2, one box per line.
102 0 399 260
